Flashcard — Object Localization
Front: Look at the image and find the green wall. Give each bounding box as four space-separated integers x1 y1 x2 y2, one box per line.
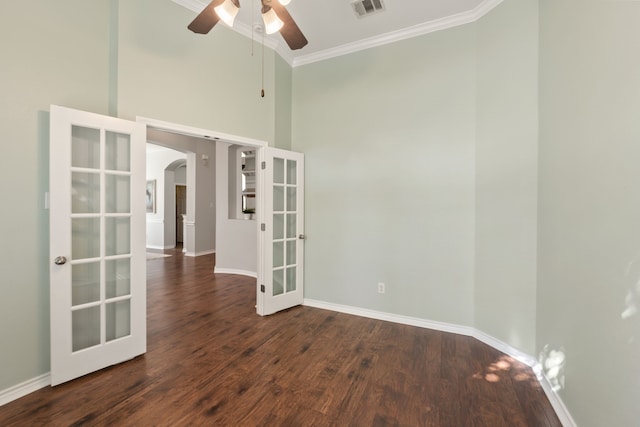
292 26 477 326
538 0 640 425
0 0 112 390
475 0 539 355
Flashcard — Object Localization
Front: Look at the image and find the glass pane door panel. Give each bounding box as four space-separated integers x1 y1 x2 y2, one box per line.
274 158 285 184
273 186 284 212
72 218 100 260
105 131 131 172
72 126 100 169
105 175 131 213
286 187 297 212
286 240 296 265
273 269 284 296
286 214 296 239
273 241 284 268
72 306 101 352
273 214 284 240
71 263 100 306
106 258 131 298
72 172 100 214
106 300 131 342
105 217 130 256
286 267 297 292
287 160 297 185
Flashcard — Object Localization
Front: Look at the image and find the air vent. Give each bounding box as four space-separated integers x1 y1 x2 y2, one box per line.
351 0 385 18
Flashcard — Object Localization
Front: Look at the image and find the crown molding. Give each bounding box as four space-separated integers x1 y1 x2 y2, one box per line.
293 0 504 67
173 0 503 67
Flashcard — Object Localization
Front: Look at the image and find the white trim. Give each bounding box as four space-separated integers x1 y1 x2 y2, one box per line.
538 372 578 427
0 373 50 407
214 267 257 278
184 249 216 257
137 116 268 148
145 245 175 250
302 298 576 426
293 0 504 67
303 299 473 336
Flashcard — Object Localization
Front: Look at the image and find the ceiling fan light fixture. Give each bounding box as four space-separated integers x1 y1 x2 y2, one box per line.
214 0 240 27
262 8 284 34
278 0 292 5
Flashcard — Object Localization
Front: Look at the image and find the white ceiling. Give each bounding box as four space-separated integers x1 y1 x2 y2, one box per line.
173 0 502 66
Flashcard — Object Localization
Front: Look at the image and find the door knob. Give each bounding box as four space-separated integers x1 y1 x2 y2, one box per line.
54 256 67 265
298 234 306 240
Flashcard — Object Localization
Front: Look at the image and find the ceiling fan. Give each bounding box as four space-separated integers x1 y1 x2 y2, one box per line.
188 0 308 50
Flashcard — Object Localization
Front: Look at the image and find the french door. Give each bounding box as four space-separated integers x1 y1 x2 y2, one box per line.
257 148 305 315
49 105 146 385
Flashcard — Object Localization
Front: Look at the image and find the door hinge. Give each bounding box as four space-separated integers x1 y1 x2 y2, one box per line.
261 223 266 231
261 161 266 170
260 284 265 293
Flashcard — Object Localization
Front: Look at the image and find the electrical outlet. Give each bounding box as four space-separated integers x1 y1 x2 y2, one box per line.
377 282 385 294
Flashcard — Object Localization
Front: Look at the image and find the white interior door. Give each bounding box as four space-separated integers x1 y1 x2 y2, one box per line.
49 105 146 385
257 147 305 316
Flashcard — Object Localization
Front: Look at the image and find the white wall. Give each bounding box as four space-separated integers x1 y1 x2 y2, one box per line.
146 146 186 249
215 142 258 276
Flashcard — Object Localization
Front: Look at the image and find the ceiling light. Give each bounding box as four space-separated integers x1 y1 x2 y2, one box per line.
278 0 292 5
262 8 284 34
214 0 240 27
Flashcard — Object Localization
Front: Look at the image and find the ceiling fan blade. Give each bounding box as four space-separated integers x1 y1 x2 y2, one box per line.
269 2 308 50
188 0 226 34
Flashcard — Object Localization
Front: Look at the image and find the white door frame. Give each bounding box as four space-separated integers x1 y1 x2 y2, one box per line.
135 116 268 309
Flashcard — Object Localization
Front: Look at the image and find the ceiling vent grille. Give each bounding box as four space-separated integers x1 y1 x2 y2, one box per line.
351 0 385 18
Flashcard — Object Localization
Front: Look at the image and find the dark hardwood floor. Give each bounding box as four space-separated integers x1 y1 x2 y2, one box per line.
0 247 561 426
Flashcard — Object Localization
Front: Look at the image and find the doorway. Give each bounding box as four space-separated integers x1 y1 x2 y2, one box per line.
175 185 187 244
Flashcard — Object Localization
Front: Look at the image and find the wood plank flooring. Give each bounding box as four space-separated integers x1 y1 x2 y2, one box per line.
0 248 562 426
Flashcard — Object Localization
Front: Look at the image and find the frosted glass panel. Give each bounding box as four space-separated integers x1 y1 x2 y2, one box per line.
286 240 296 265
105 132 130 172
286 267 297 292
106 258 130 298
72 172 100 214
286 187 297 212
72 262 100 306
72 306 101 351
273 186 284 212
72 125 100 169
273 269 284 296
273 214 284 240
287 160 297 185
105 174 130 213
105 217 130 256
106 300 131 342
72 218 100 260
274 158 285 184
273 241 284 268
286 214 296 239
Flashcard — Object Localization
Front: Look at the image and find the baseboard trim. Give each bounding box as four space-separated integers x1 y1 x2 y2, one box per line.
213 267 257 278
302 298 576 426
303 299 474 336
0 373 50 407
184 249 216 257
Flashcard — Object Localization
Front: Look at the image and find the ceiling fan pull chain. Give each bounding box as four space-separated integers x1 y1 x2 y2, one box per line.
261 29 265 98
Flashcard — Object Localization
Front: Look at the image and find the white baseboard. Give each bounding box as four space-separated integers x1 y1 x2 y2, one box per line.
0 373 50 407
184 249 216 257
145 245 166 250
302 298 576 427
213 267 257 278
